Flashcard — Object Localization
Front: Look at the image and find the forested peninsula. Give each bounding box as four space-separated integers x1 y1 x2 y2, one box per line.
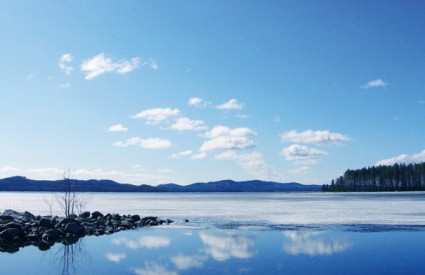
322 163 425 192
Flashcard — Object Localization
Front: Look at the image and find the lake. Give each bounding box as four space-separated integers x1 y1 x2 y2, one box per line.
1 192 425 274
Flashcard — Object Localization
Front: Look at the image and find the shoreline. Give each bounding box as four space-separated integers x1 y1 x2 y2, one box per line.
0 209 176 253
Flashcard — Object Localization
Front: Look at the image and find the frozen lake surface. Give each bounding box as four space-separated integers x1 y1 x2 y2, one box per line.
1 192 425 227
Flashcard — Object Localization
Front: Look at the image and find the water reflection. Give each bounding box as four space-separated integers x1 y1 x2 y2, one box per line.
105 252 126 263
170 254 207 270
200 231 256 261
111 235 171 250
52 238 90 275
283 231 351 256
133 261 177 275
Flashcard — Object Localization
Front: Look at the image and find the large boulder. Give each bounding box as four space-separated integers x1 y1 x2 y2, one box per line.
1 210 34 222
65 222 83 235
79 211 90 219
38 218 52 228
0 228 25 240
91 211 104 219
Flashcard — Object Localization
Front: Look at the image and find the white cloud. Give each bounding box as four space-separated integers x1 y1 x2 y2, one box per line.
106 253 126 263
81 53 141 80
361 79 387 89
200 125 256 152
281 144 328 165
200 232 255 261
188 97 203 106
113 137 172 149
170 117 207 131
132 108 180 125
172 150 193 159
281 130 350 145
216 99 243 110
74 168 125 179
200 137 255 152
59 53 74 75
191 152 207 160
215 151 285 182
108 124 128 132
0 166 19 173
171 255 206 270
26 167 63 180
376 149 425 166
142 58 158 70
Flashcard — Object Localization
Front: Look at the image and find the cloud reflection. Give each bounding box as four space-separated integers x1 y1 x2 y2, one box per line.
133 262 177 275
283 231 351 256
171 254 207 270
112 236 171 250
200 232 255 261
106 253 126 263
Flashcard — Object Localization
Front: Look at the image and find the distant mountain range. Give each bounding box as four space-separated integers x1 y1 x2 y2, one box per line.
0 176 321 192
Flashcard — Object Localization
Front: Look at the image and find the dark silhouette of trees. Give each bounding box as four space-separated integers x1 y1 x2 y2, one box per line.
322 162 425 192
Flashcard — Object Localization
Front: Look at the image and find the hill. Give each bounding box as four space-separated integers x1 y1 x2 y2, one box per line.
0 176 320 192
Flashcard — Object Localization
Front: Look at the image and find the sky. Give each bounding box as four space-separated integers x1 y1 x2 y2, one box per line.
0 1 424 185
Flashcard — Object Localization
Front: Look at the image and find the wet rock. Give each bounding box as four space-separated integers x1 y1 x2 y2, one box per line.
91 211 104 219
131 215 141 222
6 222 23 230
79 211 90 219
38 218 52 228
57 217 80 228
65 222 83 235
42 229 60 243
0 228 25 240
37 241 51 251
0 209 172 253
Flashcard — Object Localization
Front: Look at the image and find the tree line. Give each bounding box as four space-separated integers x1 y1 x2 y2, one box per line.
322 162 425 192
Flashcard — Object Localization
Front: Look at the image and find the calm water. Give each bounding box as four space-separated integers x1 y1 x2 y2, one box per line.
1 192 425 274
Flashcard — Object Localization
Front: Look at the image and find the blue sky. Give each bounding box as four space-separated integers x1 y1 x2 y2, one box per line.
0 1 424 185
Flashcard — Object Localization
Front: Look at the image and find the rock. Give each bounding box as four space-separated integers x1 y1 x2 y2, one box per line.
91 211 104 219
130 215 141 222
42 229 60 243
183 219 190 223
140 216 159 226
1 210 34 222
95 229 105 236
6 222 23 230
38 218 52 228
0 215 14 222
165 219 174 224
37 241 51 251
65 222 83 235
112 214 121 221
79 211 90 219
57 217 80 228
0 228 25 240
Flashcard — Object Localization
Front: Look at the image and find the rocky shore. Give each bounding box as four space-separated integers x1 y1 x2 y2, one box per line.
0 209 176 253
